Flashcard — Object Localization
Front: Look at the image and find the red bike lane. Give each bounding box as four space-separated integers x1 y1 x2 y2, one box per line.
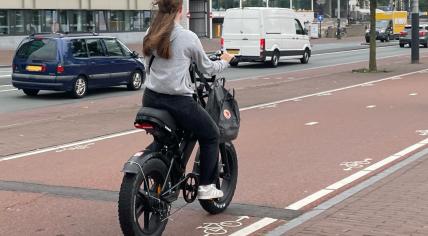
1 69 428 235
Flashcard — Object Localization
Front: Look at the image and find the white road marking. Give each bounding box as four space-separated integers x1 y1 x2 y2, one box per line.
0 85 13 87
240 68 428 111
286 137 428 210
409 93 418 96
230 53 424 82
317 92 332 96
197 216 249 236
259 104 277 109
0 88 18 93
0 75 11 78
340 158 372 171
286 189 334 210
360 83 374 87
0 130 142 162
416 130 428 136
366 105 376 108
228 217 277 236
305 122 319 126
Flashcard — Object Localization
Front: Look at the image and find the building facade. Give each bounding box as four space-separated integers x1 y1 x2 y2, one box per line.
0 0 357 49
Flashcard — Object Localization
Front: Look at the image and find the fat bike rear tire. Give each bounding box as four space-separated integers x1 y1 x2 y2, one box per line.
118 158 169 236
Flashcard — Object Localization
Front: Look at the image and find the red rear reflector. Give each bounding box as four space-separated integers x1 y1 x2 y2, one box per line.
56 65 64 74
260 38 265 50
419 31 427 37
135 123 154 129
221 37 224 49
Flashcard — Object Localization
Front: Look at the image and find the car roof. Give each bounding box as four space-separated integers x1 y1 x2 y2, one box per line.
28 33 116 40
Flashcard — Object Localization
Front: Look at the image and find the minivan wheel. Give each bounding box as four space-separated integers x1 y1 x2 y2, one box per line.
23 89 39 96
127 71 143 90
70 76 87 98
230 60 239 67
300 49 310 64
270 51 280 68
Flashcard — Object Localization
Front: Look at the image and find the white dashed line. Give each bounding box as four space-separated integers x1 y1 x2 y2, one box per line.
229 217 278 236
305 122 319 126
366 105 376 108
409 93 418 96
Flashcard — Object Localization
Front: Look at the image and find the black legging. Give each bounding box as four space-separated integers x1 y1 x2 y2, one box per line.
142 88 220 185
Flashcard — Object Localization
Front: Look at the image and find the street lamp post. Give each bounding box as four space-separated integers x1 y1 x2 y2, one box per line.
411 0 419 64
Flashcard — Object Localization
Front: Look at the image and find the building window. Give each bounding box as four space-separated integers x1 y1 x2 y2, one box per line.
97 11 109 32
293 0 311 10
125 11 142 31
213 0 240 11
270 0 291 8
110 11 125 32
29 10 42 34
242 0 267 7
0 10 9 35
82 11 96 32
43 10 59 32
13 10 25 34
142 11 151 31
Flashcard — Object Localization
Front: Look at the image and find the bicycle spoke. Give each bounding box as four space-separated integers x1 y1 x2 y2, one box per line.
144 211 151 230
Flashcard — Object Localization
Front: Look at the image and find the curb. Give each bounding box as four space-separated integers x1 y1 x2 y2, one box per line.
0 65 11 68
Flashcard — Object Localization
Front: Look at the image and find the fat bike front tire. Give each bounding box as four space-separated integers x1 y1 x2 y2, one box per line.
199 142 238 214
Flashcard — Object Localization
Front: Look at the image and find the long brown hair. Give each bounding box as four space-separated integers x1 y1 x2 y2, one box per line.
143 0 183 59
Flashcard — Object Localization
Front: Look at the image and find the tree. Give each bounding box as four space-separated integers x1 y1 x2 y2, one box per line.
369 0 377 72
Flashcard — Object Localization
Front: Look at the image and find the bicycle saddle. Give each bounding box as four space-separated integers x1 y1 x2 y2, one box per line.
135 107 177 131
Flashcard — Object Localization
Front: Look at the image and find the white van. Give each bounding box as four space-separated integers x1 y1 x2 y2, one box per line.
221 8 311 67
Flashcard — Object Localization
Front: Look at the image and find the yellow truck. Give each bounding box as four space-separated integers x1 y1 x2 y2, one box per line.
366 11 408 43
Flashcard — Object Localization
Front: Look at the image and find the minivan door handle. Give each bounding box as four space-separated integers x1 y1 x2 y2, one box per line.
242 38 248 40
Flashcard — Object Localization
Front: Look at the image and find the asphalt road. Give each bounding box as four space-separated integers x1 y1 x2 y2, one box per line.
1 52 428 235
0 45 426 113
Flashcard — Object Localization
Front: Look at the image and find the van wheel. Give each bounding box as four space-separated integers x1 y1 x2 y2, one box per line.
69 76 87 99
23 89 39 96
300 49 310 64
127 70 143 90
270 51 280 68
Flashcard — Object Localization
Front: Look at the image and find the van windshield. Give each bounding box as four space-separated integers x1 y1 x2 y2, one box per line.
16 39 57 61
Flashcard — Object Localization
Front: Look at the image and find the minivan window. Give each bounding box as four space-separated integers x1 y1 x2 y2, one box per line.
86 39 106 57
295 19 304 35
16 39 57 61
103 38 125 57
70 39 88 58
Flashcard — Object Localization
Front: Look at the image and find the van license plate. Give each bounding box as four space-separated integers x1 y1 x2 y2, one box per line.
26 65 43 72
227 49 240 55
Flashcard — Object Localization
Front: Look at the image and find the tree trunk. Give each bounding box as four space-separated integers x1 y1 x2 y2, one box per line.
369 0 377 72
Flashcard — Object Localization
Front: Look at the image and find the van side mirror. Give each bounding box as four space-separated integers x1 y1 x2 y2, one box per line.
303 29 308 35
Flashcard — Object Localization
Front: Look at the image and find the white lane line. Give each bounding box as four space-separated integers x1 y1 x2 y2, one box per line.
366 105 376 108
285 137 428 210
0 75 11 78
0 88 18 93
286 189 334 211
241 68 428 111
0 130 142 162
305 122 319 126
0 85 13 87
230 53 427 82
228 217 278 236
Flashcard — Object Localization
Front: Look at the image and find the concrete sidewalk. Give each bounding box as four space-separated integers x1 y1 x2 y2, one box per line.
268 145 428 236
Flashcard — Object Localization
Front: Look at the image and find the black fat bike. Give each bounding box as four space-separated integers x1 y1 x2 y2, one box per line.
118 56 239 236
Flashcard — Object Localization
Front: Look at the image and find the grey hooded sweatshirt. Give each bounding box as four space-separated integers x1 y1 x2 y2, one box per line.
144 23 229 96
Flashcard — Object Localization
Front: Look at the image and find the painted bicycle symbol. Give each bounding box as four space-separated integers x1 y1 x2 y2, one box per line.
196 216 249 236
416 130 428 136
56 143 94 153
340 158 372 171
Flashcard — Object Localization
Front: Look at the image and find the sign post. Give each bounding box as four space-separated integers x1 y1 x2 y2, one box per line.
317 15 324 38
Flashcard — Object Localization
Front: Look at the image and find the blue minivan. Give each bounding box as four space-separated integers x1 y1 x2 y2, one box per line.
12 33 145 98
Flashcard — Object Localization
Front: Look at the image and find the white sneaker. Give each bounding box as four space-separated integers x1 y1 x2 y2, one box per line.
197 184 224 200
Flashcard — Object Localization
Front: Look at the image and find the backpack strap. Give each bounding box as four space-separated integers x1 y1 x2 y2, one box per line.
148 55 155 72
